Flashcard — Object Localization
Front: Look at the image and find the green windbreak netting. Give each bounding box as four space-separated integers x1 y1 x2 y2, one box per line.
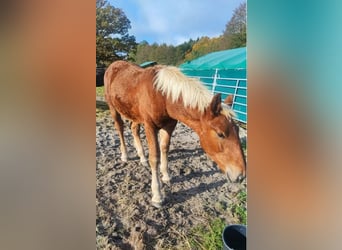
179 47 247 123
180 69 246 79
179 47 246 70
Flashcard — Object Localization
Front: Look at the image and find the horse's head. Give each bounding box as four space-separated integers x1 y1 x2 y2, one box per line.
199 94 246 183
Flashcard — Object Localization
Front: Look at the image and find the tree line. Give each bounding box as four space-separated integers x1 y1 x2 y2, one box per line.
96 0 246 67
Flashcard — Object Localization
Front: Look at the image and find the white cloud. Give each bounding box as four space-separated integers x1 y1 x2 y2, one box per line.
113 0 245 45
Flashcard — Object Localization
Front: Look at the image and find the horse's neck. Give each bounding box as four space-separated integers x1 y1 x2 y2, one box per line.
166 102 203 134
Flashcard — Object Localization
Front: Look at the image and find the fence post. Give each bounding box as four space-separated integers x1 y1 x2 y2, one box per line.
231 79 240 110
212 69 219 94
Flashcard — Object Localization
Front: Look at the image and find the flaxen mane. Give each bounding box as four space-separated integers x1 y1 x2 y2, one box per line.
154 66 212 113
154 66 235 118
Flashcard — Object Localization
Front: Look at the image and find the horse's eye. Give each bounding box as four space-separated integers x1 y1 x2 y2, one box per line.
217 132 225 138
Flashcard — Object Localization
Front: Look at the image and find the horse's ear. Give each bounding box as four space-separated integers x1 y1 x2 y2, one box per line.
210 93 222 115
224 94 233 107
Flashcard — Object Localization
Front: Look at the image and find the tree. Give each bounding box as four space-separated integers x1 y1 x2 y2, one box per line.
134 40 196 66
223 2 247 48
184 36 226 61
96 0 136 66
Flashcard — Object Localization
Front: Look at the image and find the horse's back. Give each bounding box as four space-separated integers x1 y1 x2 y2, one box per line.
104 61 161 122
104 61 143 90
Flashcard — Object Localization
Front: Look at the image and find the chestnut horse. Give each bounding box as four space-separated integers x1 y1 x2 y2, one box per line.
104 61 246 207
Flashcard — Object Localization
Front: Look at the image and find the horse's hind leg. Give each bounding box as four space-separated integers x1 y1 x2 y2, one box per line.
109 107 128 162
159 120 177 184
131 122 148 166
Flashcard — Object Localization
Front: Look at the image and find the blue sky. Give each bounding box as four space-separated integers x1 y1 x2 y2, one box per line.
109 0 245 46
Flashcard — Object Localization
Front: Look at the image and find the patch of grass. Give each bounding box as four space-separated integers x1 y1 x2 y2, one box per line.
96 86 105 97
96 108 110 118
188 218 226 250
230 190 247 224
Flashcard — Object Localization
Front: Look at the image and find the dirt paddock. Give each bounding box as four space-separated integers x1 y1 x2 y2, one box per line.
96 106 247 249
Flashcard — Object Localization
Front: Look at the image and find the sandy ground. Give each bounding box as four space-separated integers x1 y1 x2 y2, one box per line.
96 105 247 249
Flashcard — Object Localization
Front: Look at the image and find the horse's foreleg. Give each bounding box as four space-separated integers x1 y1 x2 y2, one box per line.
159 120 177 184
109 108 128 162
144 124 163 208
131 122 148 166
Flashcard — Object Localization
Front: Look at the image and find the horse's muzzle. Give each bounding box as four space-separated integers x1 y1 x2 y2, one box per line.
227 172 245 183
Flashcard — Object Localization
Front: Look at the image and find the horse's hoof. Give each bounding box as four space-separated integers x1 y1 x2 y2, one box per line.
162 179 171 187
151 197 164 208
140 160 149 167
151 201 163 208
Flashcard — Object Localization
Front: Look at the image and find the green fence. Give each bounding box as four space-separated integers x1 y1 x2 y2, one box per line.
181 69 247 123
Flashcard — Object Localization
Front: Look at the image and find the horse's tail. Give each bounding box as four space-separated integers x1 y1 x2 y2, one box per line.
103 65 111 103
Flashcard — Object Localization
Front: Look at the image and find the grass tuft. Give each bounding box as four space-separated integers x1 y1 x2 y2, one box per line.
96 86 105 97
230 190 247 224
188 218 226 250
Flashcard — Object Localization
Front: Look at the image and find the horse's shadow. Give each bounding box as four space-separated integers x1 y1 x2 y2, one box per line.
170 169 218 184
168 147 204 161
165 178 227 206
96 100 109 110
129 147 205 162
128 147 228 206
163 168 227 206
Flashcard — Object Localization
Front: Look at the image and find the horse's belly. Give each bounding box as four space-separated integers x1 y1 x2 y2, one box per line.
113 98 141 122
